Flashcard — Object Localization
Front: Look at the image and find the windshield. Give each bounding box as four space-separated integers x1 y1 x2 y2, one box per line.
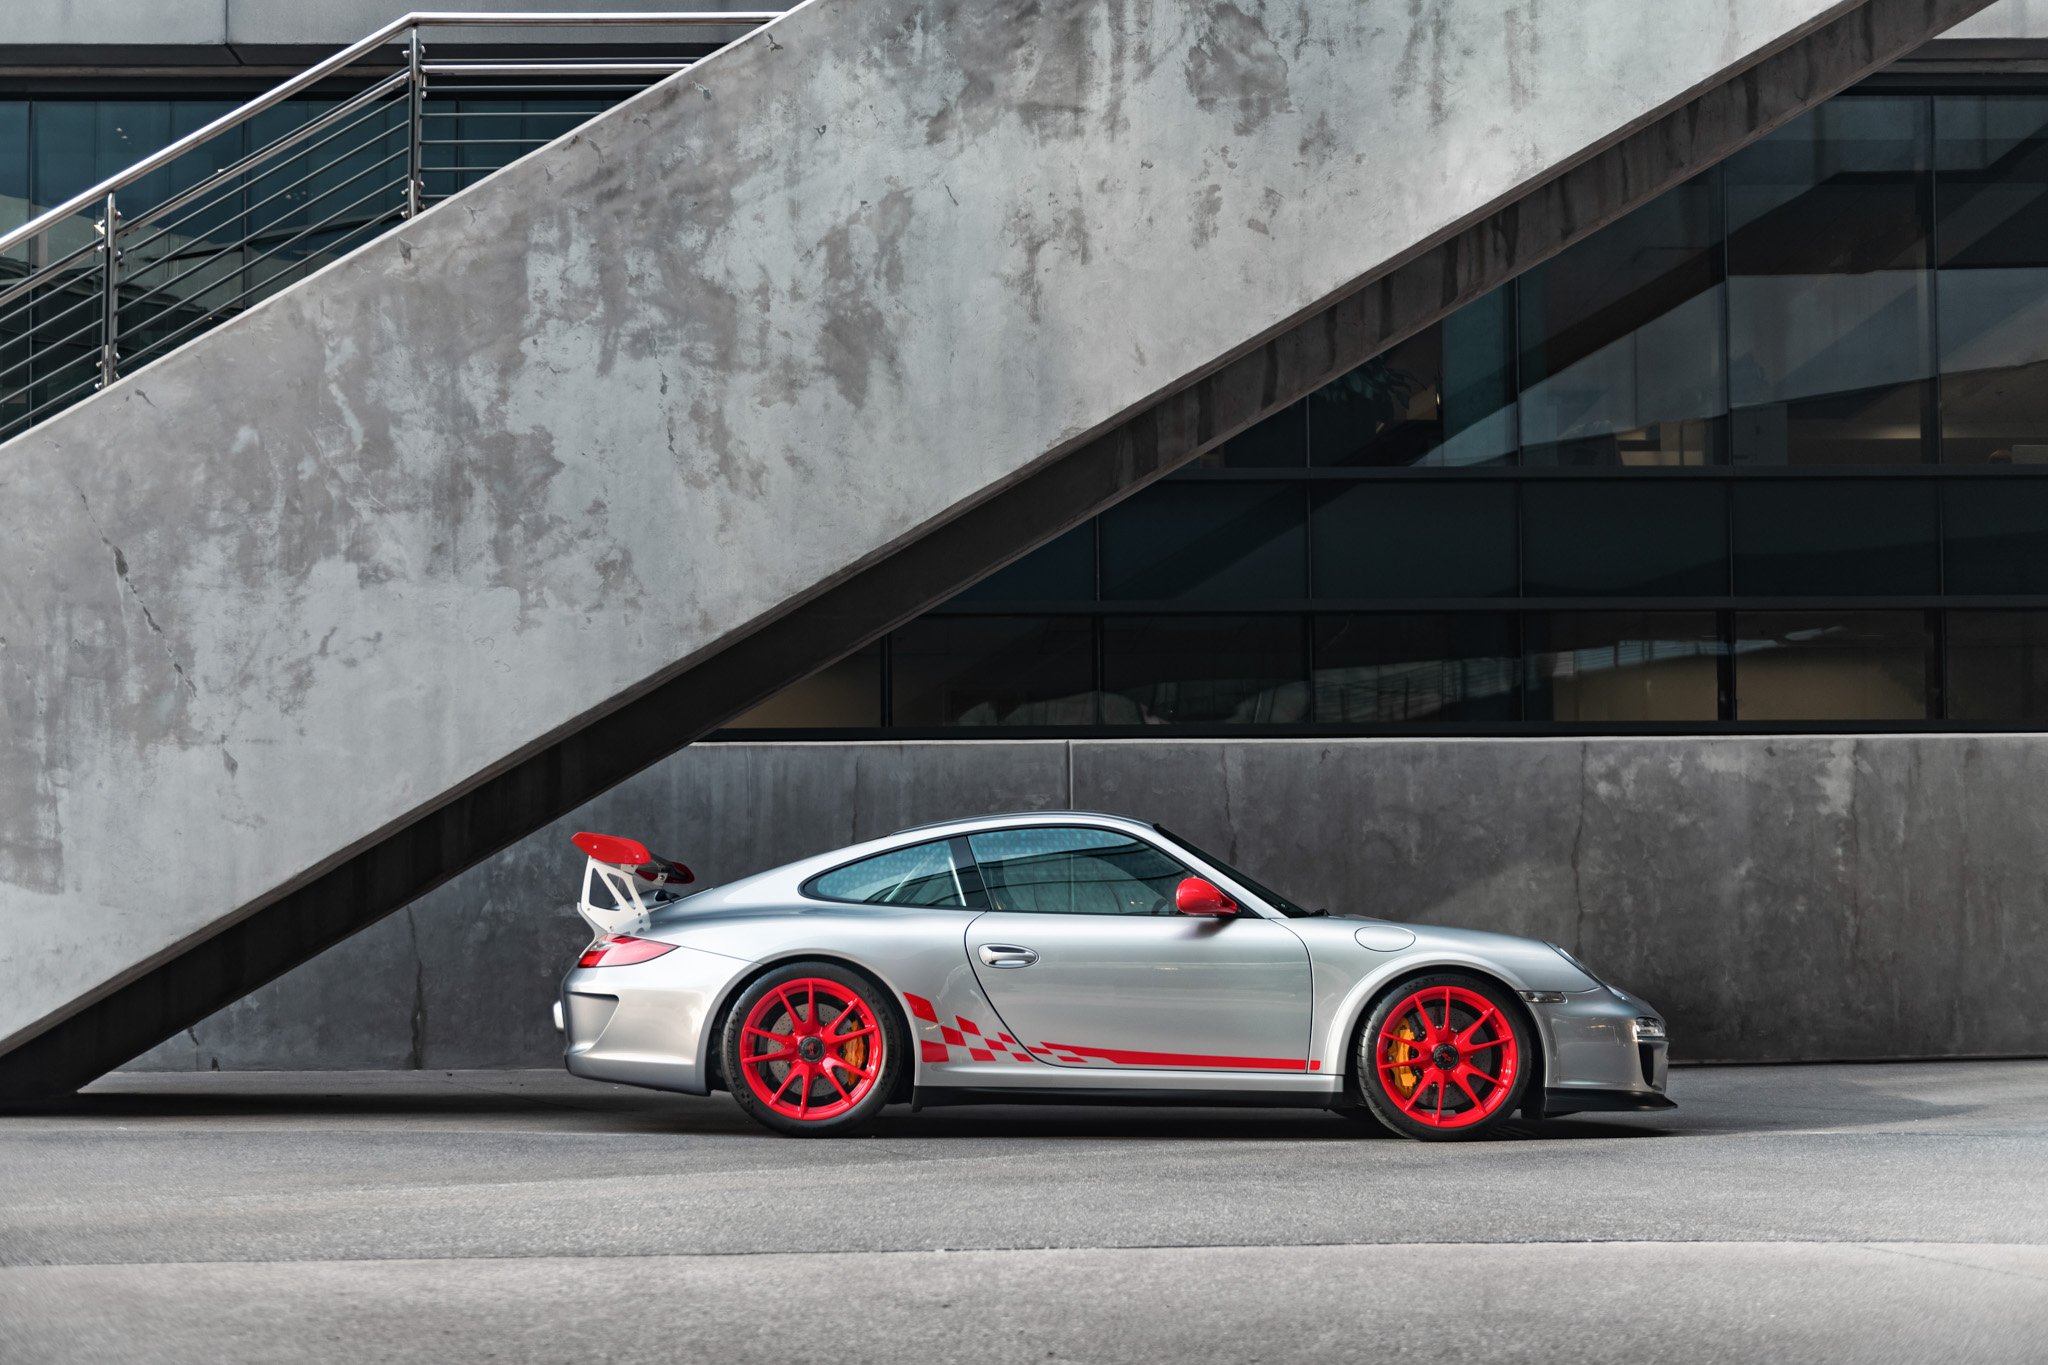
1152 826 1319 918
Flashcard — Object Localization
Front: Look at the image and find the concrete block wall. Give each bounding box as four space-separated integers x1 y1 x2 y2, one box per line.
132 735 2048 1071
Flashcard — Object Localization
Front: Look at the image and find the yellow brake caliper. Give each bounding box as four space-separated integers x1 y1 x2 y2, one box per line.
1391 1019 1421 1096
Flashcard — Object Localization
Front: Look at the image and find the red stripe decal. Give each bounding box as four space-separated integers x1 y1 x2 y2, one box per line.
1036 1041 1311 1071
920 1040 949 1063
905 993 940 1024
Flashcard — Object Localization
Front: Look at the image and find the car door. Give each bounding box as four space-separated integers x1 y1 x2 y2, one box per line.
962 825 1313 1072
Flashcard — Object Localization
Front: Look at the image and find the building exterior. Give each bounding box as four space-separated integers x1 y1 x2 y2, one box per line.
3 2 2045 1073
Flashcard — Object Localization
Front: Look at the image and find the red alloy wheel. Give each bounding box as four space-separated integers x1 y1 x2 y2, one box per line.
737 977 884 1122
1374 984 1520 1130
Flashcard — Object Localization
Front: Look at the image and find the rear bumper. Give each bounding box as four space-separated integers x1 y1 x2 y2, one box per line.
558 943 746 1096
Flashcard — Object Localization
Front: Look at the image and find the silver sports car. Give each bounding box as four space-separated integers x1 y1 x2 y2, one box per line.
555 810 1672 1139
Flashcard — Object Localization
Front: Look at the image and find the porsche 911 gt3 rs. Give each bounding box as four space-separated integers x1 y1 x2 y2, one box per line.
555 811 1672 1139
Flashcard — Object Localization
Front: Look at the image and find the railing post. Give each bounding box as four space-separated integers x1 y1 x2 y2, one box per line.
97 191 119 390
405 24 425 218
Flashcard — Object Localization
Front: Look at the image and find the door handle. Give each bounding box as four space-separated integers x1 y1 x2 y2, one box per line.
977 944 1038 969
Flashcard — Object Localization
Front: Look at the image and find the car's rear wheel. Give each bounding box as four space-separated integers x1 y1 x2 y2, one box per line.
1352 974 1530 1141
722 962 905 1137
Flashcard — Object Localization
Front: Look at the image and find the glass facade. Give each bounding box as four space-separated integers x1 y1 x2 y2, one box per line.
723 87 2048 736
11 88 2048 736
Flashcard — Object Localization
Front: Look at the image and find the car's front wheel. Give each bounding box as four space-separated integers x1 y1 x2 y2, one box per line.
722 962 906 1137
1352 973 1531 1141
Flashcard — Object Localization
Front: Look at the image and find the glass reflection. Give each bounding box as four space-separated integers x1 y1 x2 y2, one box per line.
1525 613 1721 722
1945 481 2048 594
1733 611 1928 720
1519 176 1725 465
1936 97 2048 463
1726 98 1933 465
1310 287 1515 467
1312 615 1516 722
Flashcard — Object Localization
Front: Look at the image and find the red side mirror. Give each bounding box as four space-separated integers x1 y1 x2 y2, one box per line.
1175 876 1238 917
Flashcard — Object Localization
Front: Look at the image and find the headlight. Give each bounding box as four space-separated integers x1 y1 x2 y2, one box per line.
1634 1017 1666 1040
1546 941 1606 987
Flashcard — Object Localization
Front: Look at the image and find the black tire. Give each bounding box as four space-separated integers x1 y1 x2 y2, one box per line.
721 961 907 1138
1351 972 1532 1142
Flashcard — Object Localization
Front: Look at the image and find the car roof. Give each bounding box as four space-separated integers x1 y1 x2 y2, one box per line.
883 809 1155 840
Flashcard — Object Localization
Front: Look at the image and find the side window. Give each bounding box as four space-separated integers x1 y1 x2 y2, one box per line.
965 827 1189 916
806 839 966 907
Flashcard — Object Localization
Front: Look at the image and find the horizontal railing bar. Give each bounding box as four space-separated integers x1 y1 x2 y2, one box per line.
0 320 103 395
0 11 782 259
0 238 104 315
421 62 692 75
0 284 103 349
0 296 106 376
3 374 102 433
121 103 407 261
120 184 407 354
114 71 413 245
129 116 408 265
418 107 615 117
116 149 408 320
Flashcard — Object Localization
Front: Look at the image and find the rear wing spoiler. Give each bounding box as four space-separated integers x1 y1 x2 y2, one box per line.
571 831 695 935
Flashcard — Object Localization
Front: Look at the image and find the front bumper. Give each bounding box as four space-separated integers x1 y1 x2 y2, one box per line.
558 943 744 1095
1528 984 1670 1112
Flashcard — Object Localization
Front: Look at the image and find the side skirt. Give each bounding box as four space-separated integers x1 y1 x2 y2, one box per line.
910 1086 1341 1113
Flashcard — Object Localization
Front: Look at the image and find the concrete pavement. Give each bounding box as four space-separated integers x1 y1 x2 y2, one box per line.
2 1061 2045 1362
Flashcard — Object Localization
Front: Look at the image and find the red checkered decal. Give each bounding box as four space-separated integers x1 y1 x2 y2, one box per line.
905 993 1037 1065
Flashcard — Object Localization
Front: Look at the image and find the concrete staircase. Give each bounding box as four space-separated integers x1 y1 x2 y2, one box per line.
0 0 1999 1095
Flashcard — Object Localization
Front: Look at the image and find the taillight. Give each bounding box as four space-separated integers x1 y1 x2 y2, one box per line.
577 935 678 968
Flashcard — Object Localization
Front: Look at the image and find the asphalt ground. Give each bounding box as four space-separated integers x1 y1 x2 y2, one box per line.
1 1061 2044 1364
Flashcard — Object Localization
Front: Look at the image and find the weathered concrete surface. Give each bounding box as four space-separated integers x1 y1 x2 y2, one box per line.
132 736 2048 1071
0 0 2002 1089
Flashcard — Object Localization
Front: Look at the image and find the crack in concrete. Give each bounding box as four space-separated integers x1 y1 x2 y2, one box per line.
68 483 200 699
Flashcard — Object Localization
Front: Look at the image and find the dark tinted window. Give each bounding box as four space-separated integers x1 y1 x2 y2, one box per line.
1313 615 1516 722
1312 483 1516 598
1525 612 1721 722
954 525 1095 603
1936 97 2048 464
1190 399 1307 468
1726 98 1932 466
1519 176 1725 467
1944 480 2048 594
966 828 1189 916
1102 616 1306 724
1523 482 1727 596
1949 611 2048 720
1100 482 1305 601
724 645 881 728
1310 287 1516 468
892 617 1095 726
1732 482 1937 595
807 839 965 907
1733 611 1930 720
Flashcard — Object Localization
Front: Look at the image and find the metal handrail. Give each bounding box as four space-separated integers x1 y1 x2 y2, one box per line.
0 10 786 442
0 11 781 262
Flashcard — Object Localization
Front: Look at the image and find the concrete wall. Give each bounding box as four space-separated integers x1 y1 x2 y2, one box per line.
132 735 2048 1071
3 0 1901 1067
8 0 2048 56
